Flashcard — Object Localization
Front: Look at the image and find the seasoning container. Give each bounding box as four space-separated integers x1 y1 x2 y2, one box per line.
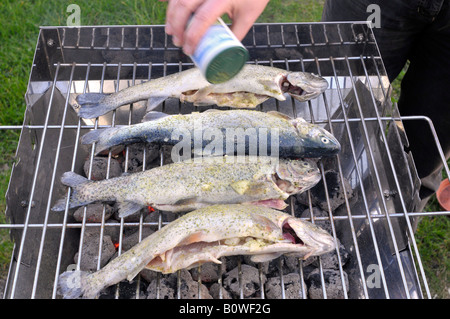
190 17 249 84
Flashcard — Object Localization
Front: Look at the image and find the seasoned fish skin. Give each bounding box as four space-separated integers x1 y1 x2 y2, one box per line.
57 204 336 299
75 65 328 119
81 110 341 158
51 156 321 217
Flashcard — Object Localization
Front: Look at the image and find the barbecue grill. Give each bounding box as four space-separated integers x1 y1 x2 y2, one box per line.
2 22 449 299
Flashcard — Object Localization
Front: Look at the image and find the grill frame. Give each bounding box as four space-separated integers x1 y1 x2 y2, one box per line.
1 22 449 299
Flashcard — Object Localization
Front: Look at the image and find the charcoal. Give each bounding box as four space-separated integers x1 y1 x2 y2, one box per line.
284 254 316 270
190 262 223 283
297 170 353 212
139 269 159 283
265 273 304 299
160 145 174 165
121 143 160 173
146 276 175 299
143 210 177 231
209 283 232 299
224 264 266 298
104 220 121 243
300 207 333 234
312 238 350 270
112 205 146 222
83 156 123 181
306 268 349 299
177 269 213 299
241 256 270 274
74 231 116 271
120 227 155 252
75 221 121 244
73 203 114 223
146 270 212 299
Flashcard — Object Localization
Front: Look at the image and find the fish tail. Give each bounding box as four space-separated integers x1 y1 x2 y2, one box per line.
80 127 122 155
52 172 95 211
57 270 102 299
76 93 116 119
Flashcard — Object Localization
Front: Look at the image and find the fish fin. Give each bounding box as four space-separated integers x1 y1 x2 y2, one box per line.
267 111 292 121
52 172 93 211
117 201 145 218
76 93 115 119
244 199 288 210
146 96 168 112
142 111 169 122
173 197 198 206
61 171 89 187
250 253 283 263
57 270 100 299
80 127 121 155
51 197 69 212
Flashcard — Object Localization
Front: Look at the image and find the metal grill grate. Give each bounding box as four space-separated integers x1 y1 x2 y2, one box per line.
2 22 449 299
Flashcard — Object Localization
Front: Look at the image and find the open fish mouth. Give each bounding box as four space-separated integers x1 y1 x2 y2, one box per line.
272 172 304 195
282 221 304 245
280 74 328 101
281 75 305 97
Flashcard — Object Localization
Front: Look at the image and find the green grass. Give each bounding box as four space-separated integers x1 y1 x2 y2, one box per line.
0 0 448 298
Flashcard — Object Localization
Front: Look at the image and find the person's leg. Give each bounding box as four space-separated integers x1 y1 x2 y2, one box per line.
322 0 423 81
398 0 450 207
323 0 450 210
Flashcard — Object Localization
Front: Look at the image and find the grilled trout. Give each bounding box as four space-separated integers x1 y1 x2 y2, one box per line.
76 64 329 119
51 156 321 218
81 110 340 158
57 204 336 299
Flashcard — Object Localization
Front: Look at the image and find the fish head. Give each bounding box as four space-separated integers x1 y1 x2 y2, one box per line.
283 72 329 101
281 216 336 257
291 118 341 157
274 159 321 195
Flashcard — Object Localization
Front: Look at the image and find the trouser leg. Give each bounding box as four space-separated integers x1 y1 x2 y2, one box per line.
397 0 450 204
322 0 450 210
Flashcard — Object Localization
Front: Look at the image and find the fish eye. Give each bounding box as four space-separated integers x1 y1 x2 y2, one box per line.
321 137 330 144
302 162 310 167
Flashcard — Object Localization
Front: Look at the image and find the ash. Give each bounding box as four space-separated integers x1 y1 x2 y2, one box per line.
69 146 353 299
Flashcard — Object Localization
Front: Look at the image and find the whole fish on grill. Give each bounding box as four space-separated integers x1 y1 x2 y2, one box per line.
75 64 329 119
81 110 341 158
57 204 336 299
51 156 321 218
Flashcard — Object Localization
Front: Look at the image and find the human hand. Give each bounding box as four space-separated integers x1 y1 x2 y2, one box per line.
160 0 270 55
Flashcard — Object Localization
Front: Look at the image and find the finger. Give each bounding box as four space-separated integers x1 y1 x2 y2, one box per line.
183 0 231 55
229 1 269 41
166 0 204 46
229 14 255 41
